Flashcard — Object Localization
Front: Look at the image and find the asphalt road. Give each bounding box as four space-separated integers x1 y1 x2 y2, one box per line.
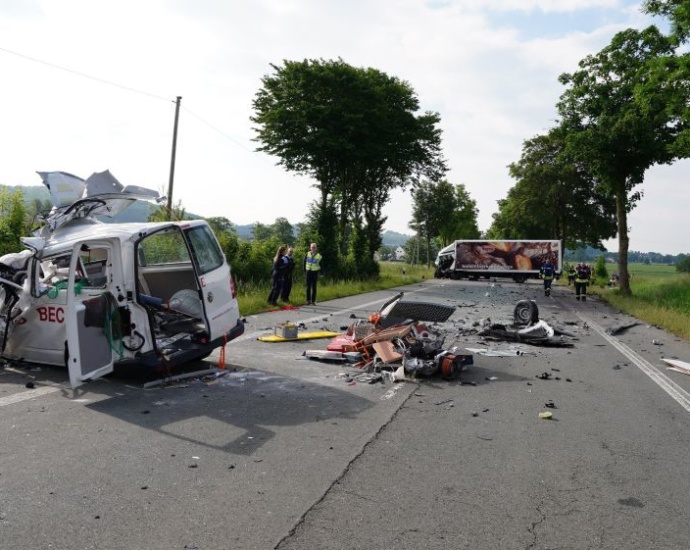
2 278 690 550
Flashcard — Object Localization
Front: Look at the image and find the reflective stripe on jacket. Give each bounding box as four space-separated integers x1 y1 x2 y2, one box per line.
305 252 322 271
575 266 590 283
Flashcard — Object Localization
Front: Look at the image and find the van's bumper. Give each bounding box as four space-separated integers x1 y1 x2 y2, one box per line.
114 319 245 372
210 318 245 347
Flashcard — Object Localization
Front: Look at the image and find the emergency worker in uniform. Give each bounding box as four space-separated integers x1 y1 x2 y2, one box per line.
567 265 576 286
574 262 591 301
267 245 287 306
304 242 322 305
280 247 295 303
539 259 555 297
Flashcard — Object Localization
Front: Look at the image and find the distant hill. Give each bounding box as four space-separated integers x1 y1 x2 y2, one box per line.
4 184 415 244
234 224 254 240
381 230 412 246
233 224 411 245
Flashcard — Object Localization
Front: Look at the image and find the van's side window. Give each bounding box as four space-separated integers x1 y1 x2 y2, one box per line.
186 226 224 275
138 229 190 265
79 246 109 287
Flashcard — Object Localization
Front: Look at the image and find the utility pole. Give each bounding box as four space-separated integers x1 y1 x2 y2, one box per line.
167 96 182 220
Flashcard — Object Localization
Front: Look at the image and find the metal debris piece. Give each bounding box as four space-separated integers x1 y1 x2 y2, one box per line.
606 321 640 335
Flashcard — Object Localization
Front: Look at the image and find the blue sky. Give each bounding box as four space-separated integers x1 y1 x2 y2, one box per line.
0 0 687 254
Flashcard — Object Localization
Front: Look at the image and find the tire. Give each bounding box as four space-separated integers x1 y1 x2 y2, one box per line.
514 300 539 325
513 274 528 283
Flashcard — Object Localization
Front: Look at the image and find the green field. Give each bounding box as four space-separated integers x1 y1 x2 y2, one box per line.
237 261 434 316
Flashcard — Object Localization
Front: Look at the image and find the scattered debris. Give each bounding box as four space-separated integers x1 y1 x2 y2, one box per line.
465 347 527 357
662 358 690 376
301 292 474 382
258 330 340 343
538 411 553 420
143 368 220 388
606 321 640 335
435 399 454 406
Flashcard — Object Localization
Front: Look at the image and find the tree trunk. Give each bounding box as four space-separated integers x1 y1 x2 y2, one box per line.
425 233 432 268
615 183 631 296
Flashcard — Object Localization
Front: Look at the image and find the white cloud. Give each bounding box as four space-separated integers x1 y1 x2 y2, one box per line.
0 0 686 254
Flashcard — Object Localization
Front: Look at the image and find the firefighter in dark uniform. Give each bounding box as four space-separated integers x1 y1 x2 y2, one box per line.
574 262 591 301
567 265 576 285
539 259 555 297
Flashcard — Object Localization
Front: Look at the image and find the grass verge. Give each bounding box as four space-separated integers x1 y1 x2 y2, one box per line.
237 262 435 316
590 268 690 341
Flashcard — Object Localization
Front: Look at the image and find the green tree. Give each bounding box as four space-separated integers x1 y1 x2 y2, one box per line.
410 180 479 266
557 26 690 295
676 256 690 273
490 125 617 248
0 188 26 256
594 254 609 283
251 222 272 241
643 0 690 42
447 184 481 244
251 58 446 276
271 217 295 245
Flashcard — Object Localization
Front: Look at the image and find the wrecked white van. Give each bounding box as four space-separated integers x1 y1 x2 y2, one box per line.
0 171 244 388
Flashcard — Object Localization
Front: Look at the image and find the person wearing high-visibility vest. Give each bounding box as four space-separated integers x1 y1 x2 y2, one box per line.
304 242 323 305
574 262 591 301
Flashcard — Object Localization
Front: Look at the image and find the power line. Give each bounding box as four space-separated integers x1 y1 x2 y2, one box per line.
181 105 256 154
0 44 270 161
0 45 172 103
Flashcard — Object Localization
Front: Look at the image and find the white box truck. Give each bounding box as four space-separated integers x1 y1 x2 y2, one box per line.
434 240 562 283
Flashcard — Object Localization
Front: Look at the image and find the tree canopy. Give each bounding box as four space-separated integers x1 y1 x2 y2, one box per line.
643 0 690 42
410 179 479 264
251 58 446 277
556 26 690 294
490 125 617 248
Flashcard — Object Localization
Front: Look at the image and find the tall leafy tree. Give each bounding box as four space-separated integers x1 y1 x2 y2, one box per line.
490 126 617 248
251 58 446 276
643 0 690 42
410 180 479 264
557 26 690 295
446 184 480 244
271 217 295 245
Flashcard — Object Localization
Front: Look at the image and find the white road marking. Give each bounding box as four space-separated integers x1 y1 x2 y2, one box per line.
575 311 690 413
0 385 61 407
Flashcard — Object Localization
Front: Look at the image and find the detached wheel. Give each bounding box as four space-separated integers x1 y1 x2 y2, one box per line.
514 300 539 325
513 274 528 283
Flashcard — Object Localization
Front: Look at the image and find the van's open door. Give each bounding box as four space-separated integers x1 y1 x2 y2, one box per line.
185 224 240 340
66 239 123 388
